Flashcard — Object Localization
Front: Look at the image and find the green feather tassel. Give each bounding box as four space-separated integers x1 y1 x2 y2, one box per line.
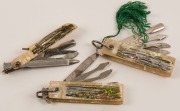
102 1 151 43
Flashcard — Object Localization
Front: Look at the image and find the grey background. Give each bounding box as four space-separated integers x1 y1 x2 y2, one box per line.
0 0 179 111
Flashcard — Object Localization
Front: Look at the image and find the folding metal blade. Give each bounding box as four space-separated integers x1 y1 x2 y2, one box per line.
146 48 170 55
43 40 76 58
71 62 109 82
63 52 79 59
148 34 167 42
144 43 171 49
64 53 99 82
145 23 165 34
4 58 79 69
121 23 165 43
81 69 112 82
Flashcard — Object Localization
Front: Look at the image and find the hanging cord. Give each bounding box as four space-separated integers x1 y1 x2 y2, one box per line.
102 1 151 43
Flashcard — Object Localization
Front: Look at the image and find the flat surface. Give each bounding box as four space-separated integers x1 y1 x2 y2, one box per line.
0 0 179 111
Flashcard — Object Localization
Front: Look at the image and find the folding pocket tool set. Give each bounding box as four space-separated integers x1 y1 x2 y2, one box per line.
2 1 176 106
92 23 175 77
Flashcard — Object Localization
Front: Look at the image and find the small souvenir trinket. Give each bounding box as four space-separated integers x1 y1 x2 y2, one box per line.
37 53 124 105
37 81 123 105
92 1 175 77
3 23 78 73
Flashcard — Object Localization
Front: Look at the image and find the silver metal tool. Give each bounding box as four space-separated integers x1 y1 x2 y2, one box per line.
80 69 112 82
146 48 170 55
121 23 166 43
148 34 167 42
120 23 171 55
3 40 79 71
4 58 79 68
144 43 171 49
145 23 165 34
71 62 109 82
64 53 112 82
36 39 77 59
64 53 99 81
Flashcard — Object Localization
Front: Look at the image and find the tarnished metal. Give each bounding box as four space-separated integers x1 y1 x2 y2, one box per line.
43 39 76 58
144 43 171 49
81 69 112 82
4 41 79 71
4 58 79 69
148 34 167 42
121 23 165 43
32 24 76 54
71 62 109 82
64 53 99 82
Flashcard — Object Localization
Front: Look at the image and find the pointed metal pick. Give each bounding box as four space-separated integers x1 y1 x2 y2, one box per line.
121 23 165 43
148 34 167 42
64 53 99 82
63 52 79 59
145 48 170 55
144 43 171 49
71 62 109 82
81 69 112 82
160 50 170 55
146 23 165 34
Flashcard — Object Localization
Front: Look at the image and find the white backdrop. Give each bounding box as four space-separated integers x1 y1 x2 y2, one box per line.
0 0 179 111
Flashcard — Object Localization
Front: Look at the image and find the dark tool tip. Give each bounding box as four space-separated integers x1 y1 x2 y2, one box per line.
106 62 110 65
109 69 112 72
22 48 29 50
64 52 79 59
2 68 16 74
69 59 80 65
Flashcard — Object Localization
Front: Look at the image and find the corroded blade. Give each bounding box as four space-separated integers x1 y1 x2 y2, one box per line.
71 62 109 82
4 58 79 69
144 43 171 49
64 53 99 82
146 23 165 34
121 23 165 43
148 34 167 42
81 69 112 82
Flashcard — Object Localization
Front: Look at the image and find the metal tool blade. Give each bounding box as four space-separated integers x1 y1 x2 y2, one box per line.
64 53 99 82
146 47 170 55
144 43 171 49
146 23 165 34
4 58 79 69
148 34 167 42
55 39 76 50
81 69 112 82
43 40 76 58
63 52 79 59
160 50 170 55
71 62 109 82
121 23 165 43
